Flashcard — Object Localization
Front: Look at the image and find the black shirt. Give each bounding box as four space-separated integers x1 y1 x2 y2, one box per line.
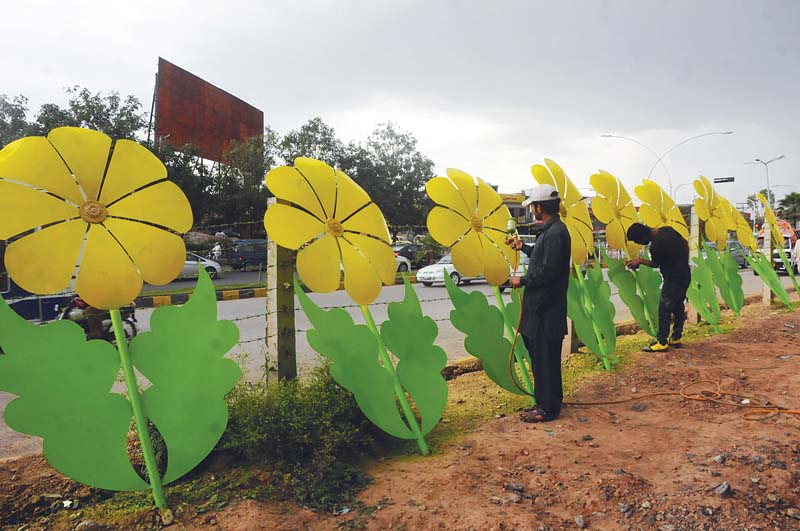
649 226 690 280
518 215 571 340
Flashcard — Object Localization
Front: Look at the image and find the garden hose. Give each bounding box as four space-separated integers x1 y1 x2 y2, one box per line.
507 243 535 397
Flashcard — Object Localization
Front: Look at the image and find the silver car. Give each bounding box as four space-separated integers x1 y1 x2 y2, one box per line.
181 252 223 279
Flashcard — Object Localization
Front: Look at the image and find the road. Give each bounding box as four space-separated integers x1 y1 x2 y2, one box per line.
0 269 794 460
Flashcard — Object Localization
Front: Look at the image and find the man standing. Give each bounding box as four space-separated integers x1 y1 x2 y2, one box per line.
625 222 690 352
509 184 571 423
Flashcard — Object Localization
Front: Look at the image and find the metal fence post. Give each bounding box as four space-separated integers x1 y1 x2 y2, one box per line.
266 198 297 381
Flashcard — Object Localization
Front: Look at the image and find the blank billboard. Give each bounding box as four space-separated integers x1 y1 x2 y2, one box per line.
155 57 264 161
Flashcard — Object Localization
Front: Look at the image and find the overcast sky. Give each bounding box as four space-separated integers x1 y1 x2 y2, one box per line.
2 0 798 207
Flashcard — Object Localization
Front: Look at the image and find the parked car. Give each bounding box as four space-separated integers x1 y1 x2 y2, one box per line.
182 252 223 279
396 254 412 273
499 254 530 293
703 241 750 269
416 254 484 286
392 242 422 262
227 239 267 270
773 240 796 275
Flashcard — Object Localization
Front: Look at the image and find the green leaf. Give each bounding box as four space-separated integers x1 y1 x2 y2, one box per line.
687 256 722 330
444 272 528 395
747 253 794 310
567 274 599 354
0 298 148 491
702 245 743 316
604 250 660 337
380 278 448 436
294 278 414 439
568 261 616 369
131 267 242 484
719 249 744 314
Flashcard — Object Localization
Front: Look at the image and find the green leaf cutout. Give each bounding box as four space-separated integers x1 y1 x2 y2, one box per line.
568 261 616 369
295 278 418 439
747 252 794 310
702 244 744 316
0 297 148 491
777 246 800 300
686 256 722 331
380 279 448 436
131 267 241 484
443 272 529 395
604 249 661 337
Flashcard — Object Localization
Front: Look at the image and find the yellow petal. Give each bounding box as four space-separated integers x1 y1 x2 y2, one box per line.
626 241 642 258
446 168 478 215
297 234 341 293
589 171 618 204
333 169 370 220
605 219 627 252
426 176 470 219
638 204 662 228
0 181 78 239
265 166 325 221
590 196 615 224
704 218 721 246
694 198 710 221
342 203 390 243
294 158 337 219
427 206 470 247
482 204 513 233
451 231 483 277
75 224 142 309
264 203 325 249
544 159 581 207
0 136 83 204
340 238 384 305
482 226 517 267
569 226 588 265
476 177 502 218
479 233 511 286
48 127 111 202
104 218 186 286
98 140 167 205
107 181 192 233
343 233 396 285
5 220 86 295
531 164 556 189
634 180 664 210
666 209 689 239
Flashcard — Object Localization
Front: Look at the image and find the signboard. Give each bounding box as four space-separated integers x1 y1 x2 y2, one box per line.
155 58 264 161
500 193 527 203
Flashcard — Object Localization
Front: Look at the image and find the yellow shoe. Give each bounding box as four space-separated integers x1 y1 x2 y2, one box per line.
669 337 683 348
642 341 669 352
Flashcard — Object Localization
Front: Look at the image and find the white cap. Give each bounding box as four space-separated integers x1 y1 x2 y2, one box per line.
530 184 559 202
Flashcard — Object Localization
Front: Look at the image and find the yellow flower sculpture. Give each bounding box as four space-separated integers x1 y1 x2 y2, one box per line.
723 199 757 252
263 157 395 305
634 179 689 240
589 169 641 258
0 127 192 309
425 169 515 285
531 159 593 265
758 192 785 248
693 175 735 248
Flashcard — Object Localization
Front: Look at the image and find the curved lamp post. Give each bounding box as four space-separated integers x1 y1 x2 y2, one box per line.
745 155 785 208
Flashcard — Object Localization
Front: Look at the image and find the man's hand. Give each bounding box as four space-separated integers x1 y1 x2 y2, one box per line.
506 237 523 250
625 258 642 269
510 275 522 288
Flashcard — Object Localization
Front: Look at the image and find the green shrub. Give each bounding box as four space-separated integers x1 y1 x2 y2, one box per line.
218 367 380 508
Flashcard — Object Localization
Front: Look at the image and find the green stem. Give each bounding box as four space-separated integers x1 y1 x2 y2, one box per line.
624 249 657 337
777 246 800 300
359 305 429 455
110 309 167 509
492 287 536 406
573 263 612 371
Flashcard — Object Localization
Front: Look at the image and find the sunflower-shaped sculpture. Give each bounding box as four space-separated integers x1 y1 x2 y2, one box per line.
589 169 641 258
693 175 736 248
634 179 689 240
425 169 516 285
721 198 757 252
531 159 593 265
758 192 785 248
0 127 192 309
263 157 395 305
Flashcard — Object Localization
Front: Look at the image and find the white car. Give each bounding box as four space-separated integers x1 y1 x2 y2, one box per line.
181 252 223 279
416 254 483 286
396 254 412 273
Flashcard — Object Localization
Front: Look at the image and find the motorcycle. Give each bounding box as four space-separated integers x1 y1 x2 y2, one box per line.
55 297 138 343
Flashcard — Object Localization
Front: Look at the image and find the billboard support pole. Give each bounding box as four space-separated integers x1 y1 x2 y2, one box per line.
147 73 158 145
266 197 297 381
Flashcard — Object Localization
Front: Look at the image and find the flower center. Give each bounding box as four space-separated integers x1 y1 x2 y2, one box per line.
79 201 108 224
470 214 483 232
326 218 344 237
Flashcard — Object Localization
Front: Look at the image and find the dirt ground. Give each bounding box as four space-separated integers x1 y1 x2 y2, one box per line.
2 304 799 531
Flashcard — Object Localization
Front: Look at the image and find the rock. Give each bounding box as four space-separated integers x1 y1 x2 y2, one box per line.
767 494 779 502
702 507 714 516
578 417 589 423
714 482 733 498
641 501 652 509
160 509 175 526
787 508 800 519
75 522 105 531
710 470 721 477
751 477 761 483
631 404 647 412
489 496 504 505
769 460 787 470
504 492 522 503
658 526 675 531
504 482 524 492
712 454 726 464
574 515 587 528
619 503 634 515
582 434 593 441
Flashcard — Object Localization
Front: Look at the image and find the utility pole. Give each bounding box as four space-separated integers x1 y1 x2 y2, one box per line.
266 198 297 381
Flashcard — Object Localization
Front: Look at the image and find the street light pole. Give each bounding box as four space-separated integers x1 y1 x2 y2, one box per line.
601 131 734 196
745 155 784 207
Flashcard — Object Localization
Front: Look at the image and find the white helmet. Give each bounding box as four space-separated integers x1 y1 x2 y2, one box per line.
530 184 559 202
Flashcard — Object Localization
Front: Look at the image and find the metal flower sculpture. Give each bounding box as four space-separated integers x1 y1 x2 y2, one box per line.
426 168 516 285
759 192 799 302
634 179 689 240
265 158 447 455
589 169 640 258
263 157 396 305
0 127 191 309
693 175 735 249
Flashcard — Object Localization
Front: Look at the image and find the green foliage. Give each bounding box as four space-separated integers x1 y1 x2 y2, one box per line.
686 256 722 332
131 268 241 484
0 297 147 490
219 367 376 508
444 272 530 395
567 261 616 370
777 191 800 226
701 244 744 315
747 252 794 310
604 249 661 337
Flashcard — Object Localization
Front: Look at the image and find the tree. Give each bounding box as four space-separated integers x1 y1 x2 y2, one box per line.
341 122 435 234
0 95 39 146
279 117 344 166
778 191 800 227
758 188 775 209
746 193 764 227
146 140 214 226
